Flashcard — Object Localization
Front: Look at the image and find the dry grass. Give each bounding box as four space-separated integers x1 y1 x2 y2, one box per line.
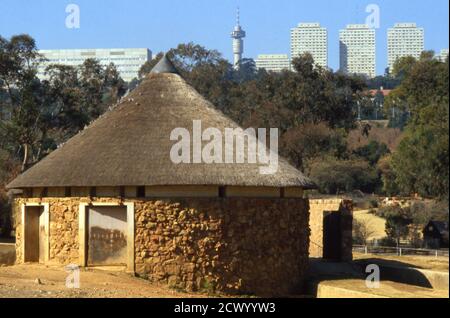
353 252 449 272
320 278 448 298
353 209 387 240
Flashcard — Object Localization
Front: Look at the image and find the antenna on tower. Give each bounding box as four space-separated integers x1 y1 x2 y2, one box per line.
236 7 240 26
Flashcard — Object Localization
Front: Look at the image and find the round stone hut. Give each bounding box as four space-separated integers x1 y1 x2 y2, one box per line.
7 56 315 296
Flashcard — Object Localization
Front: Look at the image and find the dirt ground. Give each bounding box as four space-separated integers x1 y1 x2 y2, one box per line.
0 264 208 298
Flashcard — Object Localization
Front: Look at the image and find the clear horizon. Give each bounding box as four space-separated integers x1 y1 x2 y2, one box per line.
0 0 448 76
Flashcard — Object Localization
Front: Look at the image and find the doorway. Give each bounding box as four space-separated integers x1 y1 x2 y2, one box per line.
322 211 342 261
23 205 48 263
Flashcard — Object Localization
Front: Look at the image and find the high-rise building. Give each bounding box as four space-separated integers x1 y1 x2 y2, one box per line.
387 23 424 72
438 49 449 62
290 23 328 68
339 24 376 78
255 54 291 72
37 48 152 82
231 9 246 70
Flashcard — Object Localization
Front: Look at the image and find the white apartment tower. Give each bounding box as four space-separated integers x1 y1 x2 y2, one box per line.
339 24 376 78
255 54 291 72
387 23 424 72
290 23 328 68
37 48 152 82
438 49 449 62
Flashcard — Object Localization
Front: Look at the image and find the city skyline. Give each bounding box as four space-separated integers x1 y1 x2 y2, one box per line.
0 0 448 75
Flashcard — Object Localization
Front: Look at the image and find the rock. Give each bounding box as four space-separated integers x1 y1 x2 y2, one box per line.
35 278 42 285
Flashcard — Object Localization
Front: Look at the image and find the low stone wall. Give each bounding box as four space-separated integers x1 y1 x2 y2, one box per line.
14 196 310 296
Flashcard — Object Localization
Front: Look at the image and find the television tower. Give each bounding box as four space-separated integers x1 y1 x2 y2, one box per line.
231 8 246 70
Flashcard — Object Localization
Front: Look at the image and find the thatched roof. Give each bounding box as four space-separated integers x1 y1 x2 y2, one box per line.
7 57 315 190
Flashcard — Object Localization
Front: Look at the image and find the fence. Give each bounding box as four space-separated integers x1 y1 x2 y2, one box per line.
353 244 449 258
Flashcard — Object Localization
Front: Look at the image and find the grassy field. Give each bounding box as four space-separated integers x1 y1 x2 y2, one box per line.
353 209 387 240
353 252 449 272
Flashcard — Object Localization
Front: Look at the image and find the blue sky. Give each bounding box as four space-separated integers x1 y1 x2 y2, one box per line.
0 0 448 75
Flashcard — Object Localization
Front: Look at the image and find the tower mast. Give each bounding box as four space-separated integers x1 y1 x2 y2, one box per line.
231 8 246 70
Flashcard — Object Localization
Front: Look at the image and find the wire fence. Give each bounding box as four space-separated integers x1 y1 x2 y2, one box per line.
353 244 449 258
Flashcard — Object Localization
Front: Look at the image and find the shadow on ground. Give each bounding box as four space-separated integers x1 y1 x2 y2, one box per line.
306 257 445 296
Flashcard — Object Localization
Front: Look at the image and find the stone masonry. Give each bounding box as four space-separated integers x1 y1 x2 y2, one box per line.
14 197 310 296
309 198 353 261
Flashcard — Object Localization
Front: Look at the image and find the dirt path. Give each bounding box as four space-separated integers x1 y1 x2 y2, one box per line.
0 264 207 298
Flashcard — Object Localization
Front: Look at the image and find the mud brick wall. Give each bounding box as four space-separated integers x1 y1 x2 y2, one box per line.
14 197 310 296
309 199 353 261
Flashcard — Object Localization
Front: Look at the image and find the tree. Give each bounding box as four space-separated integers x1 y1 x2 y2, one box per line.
280 122 347 170
0 34 50 171
0 149 19 237
353 219 376 244
386 208 412 246
353 140 390 166
308 156 380 194
392 55 417 80
385 51 449 199
1 34 127 172
377 155 400 196
78 58 108 119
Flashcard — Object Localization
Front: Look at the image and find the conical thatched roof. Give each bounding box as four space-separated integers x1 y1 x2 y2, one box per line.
7 59 315 190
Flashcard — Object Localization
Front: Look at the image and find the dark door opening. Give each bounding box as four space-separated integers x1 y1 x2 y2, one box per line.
87 206 128 266
24 206 46 263
322 211 342 261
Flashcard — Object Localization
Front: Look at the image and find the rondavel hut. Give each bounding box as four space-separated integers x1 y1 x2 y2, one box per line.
7 55 316 296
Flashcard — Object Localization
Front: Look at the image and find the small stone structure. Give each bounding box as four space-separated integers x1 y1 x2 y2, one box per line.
309 199 353 262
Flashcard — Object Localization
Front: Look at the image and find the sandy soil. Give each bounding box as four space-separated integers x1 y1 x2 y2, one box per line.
0 264 208 298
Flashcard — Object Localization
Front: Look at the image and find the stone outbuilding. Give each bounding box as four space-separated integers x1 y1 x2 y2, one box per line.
7 56 316 296
309 199 353 262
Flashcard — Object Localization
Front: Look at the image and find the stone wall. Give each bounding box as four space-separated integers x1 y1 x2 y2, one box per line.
309 199 353 261
14 196 310 296
134 198 310 296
